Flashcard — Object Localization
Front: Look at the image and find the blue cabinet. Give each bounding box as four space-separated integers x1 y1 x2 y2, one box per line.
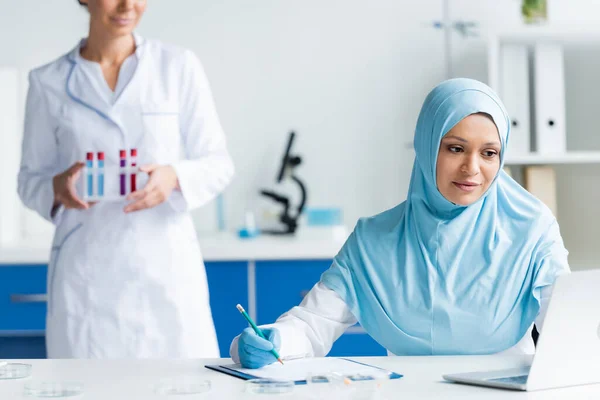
0 265 48 358
0 262 249 359
0 336 46 359
0 266 47 331
255 260 330 324
204 261 248 357
0 259 387 359
256 260 386 357
328 331 387 357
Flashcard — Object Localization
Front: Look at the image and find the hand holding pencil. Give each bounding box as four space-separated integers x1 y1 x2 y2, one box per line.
236 304 284 369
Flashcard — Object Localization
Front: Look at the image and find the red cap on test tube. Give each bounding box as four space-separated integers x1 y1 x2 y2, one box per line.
120 150 126 158
97 152 105 160
131 148 137 157
86 152 94 161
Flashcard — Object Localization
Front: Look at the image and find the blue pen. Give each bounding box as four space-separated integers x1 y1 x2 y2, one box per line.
97 152 104 197
86 152 94 198
236 304 283 365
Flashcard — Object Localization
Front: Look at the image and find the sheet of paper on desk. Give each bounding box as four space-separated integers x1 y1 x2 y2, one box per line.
226 358 390 382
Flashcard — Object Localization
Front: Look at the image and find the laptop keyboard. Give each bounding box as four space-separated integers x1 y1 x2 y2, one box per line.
487 375 529 385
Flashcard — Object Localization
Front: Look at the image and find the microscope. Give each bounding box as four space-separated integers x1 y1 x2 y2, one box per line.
259 131 307 235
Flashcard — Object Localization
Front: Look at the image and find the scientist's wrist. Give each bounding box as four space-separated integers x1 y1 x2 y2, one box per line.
167 165 180 190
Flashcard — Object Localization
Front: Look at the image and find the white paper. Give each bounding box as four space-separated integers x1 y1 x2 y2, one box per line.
225 358 391 382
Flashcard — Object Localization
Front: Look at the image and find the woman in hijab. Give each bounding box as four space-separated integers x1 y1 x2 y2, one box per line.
230 78 570 368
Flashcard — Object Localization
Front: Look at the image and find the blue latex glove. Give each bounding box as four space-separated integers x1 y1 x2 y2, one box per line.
238 327 282 369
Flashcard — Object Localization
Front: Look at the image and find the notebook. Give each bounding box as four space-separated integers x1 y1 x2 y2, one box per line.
205 357 403 385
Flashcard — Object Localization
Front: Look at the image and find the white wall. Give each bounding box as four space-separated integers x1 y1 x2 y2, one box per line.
0 68 20 246
139 1 451 232
1 0 600 270
0 0 446 237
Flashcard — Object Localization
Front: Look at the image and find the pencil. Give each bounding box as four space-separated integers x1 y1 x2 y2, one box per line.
236 304 284 365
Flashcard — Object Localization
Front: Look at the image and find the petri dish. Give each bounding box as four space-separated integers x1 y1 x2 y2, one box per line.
23 382 84 398
153 376 211 395
0 363 32 380
245 378 295 395
305 373 342 398
306 371 390 400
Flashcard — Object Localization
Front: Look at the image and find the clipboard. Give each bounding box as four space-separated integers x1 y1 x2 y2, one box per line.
205 358 403 385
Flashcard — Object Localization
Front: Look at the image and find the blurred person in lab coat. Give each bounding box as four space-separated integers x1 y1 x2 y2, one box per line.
17 0 234 358
230 78 570 369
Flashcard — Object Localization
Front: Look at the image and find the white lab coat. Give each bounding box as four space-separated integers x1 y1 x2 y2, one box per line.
18 34 234 358
230 283 553 362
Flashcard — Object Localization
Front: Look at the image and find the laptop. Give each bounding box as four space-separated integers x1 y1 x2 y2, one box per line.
443 269 600 391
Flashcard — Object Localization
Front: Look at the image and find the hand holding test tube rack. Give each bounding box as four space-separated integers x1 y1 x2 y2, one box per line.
82 149 145 202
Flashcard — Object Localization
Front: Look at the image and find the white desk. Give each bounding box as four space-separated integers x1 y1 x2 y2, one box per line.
0 355 598 399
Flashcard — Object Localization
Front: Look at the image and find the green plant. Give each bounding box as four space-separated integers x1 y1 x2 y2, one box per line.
522 0 547 23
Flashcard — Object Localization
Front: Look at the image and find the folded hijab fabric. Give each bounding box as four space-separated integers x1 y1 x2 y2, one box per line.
321 78 569 355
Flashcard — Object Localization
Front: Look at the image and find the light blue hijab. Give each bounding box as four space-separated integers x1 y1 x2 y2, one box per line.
321 78 569 355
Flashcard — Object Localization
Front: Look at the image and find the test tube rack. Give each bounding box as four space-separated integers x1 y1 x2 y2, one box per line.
82 149 139 202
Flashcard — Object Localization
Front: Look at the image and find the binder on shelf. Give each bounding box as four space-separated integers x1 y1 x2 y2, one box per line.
499 44 531 156
533 43 567 154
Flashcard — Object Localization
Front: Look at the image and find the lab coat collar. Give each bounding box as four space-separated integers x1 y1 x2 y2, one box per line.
66 32 145 63
65 33 147 150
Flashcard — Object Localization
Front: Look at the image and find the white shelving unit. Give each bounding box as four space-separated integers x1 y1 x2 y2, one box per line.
489 25 600 166
488 25 600 92
505 151 600 165
488 25 600 48
487 25 600 221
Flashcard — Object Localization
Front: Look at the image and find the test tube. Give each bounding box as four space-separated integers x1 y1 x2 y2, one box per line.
130 148 137 192
119 149 127 196
86 152 94 198
97 152 105 197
